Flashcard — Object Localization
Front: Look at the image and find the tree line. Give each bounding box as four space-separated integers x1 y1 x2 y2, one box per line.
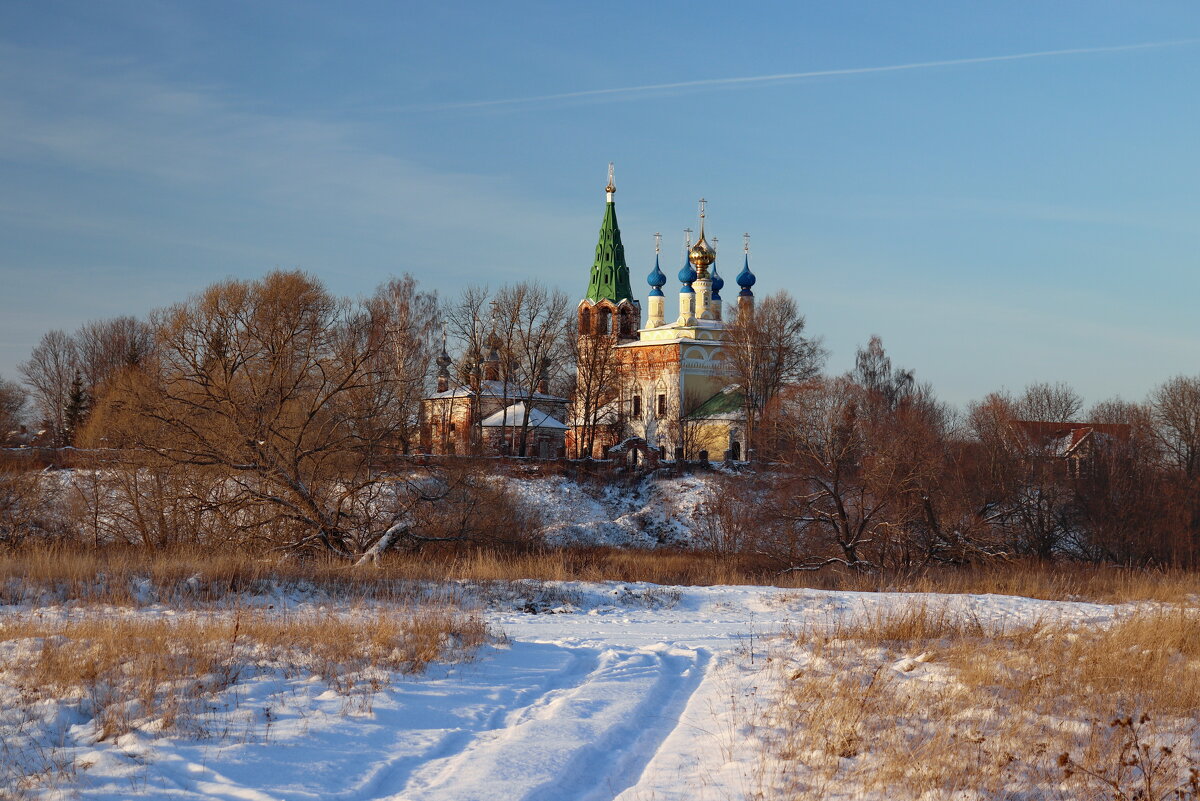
709 335 1200 569
1 269 1199 567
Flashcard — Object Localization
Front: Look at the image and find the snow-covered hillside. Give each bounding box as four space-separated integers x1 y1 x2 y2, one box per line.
1 583 1133 800
500 472 725 547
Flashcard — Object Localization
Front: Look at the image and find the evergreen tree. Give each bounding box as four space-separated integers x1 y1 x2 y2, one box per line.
63 369 90 446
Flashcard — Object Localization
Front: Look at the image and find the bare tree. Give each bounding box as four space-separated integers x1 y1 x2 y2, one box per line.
768 375 945 572
852 335 916 413
1069 399 1169 564
497 283 569 456
371 275 439 453
1019 381 1083 424
443 285 491 383
725 290 825 460
966 385 1082 560
443 285 493 453
20 329 78 443
676 388 712 461
569 329 621 458
76 316 155 396
1150 375 1200 480
0 376 25 443
95 270 445 559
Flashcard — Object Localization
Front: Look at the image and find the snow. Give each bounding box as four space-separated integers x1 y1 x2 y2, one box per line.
502 473 723 547
479 403 567 430
1 581 1132 800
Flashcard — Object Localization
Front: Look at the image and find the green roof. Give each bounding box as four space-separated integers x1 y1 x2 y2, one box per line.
689 386 746 419
585 201 634 304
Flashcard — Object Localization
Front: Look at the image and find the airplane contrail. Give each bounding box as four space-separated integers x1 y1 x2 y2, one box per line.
423 39 1200 111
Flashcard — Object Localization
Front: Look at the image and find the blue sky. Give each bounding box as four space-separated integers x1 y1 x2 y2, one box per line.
1 1 1198 408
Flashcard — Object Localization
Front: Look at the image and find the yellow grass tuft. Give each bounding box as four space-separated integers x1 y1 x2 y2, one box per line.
757 605 1200 799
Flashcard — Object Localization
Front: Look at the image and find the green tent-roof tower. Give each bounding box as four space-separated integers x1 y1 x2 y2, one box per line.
585 164 635 304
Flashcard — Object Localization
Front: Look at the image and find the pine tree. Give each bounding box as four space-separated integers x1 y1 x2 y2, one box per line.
62 369 90 446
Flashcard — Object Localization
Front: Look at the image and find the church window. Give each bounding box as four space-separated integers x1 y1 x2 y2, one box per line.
632 395 642 418
579 307 591 334
597 308 611 335
657 394 667 416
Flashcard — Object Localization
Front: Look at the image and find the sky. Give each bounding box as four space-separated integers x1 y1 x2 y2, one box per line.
1 1 1198 409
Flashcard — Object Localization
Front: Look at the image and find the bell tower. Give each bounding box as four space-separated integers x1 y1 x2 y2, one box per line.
578 163 641 342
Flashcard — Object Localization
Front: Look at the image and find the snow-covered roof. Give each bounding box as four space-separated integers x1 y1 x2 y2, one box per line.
480 402 568 430
426 379 567 403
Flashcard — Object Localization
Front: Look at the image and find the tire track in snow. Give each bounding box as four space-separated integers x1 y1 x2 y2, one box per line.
389 644 709 801
350 645 601 800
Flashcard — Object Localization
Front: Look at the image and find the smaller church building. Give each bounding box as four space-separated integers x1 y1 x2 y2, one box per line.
420 345 570 457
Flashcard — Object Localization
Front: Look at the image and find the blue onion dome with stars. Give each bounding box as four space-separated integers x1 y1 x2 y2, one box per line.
647 254 666 297
736 253 756 296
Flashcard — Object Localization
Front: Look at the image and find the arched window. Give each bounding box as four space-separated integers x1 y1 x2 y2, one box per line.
596 308 611 336
578 306 592 334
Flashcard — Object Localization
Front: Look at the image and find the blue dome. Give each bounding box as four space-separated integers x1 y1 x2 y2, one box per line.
647 255 666 297
678 256 697 286
710 265 725 300
736 254 756 295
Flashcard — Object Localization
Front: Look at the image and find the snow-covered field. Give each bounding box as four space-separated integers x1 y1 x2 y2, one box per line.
2 581 1142 801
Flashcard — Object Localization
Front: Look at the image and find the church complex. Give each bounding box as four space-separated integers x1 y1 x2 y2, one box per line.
420 166 760 461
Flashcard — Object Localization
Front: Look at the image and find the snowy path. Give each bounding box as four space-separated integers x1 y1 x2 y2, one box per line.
4 584 1124 800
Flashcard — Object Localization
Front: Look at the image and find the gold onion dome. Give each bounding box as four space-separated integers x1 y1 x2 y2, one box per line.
688 236 715 270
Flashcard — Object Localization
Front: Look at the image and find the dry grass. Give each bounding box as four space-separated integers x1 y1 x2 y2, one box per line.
860 563 1200 604
755 606 1200 799
3 545 1199 606
0 605 490 799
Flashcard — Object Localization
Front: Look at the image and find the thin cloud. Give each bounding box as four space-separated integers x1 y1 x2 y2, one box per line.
422 39 1200 111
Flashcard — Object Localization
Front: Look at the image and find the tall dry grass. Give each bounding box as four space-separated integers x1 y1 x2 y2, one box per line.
0 605 490 799
755 606 1200 799
2 545 1198 606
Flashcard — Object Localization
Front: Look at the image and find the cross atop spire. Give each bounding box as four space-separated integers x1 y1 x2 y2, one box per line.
654 231 661 254
605 162 615 201
684 227 693 248
743 232 750 254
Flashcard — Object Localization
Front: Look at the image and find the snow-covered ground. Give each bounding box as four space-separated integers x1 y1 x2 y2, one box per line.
503 472 727 547
1 582 1130 800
